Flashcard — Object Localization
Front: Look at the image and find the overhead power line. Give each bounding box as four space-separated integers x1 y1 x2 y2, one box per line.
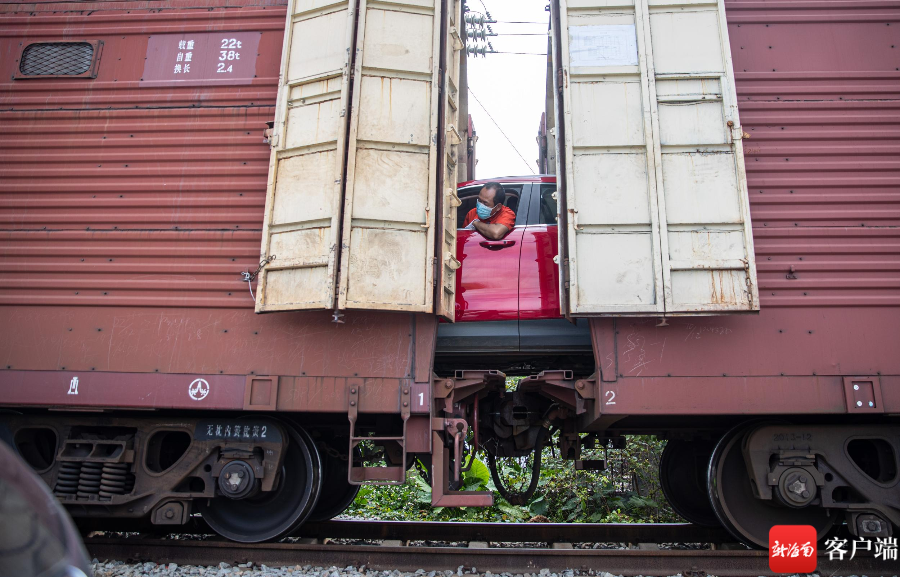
468 88 536 175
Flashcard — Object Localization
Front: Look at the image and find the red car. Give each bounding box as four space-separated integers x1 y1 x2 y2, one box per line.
435 176 593 375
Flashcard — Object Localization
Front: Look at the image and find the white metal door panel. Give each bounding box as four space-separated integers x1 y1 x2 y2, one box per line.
554 0 757 315
256 0 356 312
644 0 759 312
556 0 665 314
337 0 442 311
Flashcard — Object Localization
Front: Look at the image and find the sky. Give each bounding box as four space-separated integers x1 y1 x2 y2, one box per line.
465 0 550 179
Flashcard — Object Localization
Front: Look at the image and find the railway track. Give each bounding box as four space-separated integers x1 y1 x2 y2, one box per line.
81 520 888 576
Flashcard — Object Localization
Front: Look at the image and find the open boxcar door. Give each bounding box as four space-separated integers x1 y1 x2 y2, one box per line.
336 0 461 314
256 0 356 312
258 0 462 318
552 0 758 316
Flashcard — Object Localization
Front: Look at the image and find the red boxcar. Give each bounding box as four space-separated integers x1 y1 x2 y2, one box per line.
0 0 897 548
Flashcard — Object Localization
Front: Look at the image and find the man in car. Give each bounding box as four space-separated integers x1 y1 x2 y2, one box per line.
462 182 515 240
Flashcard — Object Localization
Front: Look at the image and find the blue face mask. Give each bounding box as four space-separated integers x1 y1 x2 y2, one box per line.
476 200 493 220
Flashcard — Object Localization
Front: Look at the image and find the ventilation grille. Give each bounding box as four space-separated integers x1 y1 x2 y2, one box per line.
19 42 94 76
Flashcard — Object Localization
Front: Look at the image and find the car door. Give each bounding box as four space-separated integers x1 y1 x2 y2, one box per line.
454 183 529 324
436 182 529 356
519 182 561 320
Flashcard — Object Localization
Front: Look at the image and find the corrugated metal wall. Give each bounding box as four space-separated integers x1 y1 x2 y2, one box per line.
0 0 442 384
728 0 900 308
0 0 286 309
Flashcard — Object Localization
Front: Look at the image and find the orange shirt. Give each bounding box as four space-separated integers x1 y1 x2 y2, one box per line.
463 204 516 230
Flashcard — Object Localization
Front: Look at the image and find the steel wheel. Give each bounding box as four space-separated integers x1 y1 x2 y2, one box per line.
707 424 837 548
659 439 720 527
307 441 359 522
198 423 322 542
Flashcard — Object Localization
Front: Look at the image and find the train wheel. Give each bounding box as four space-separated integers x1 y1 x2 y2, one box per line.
707 424 837 548
307 441 359 522
659 439 720 527
197 423 322 542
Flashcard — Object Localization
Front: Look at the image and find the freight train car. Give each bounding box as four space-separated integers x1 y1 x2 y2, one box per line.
1 0 898 548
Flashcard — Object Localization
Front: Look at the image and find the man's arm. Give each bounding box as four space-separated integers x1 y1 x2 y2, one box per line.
472 220 510 240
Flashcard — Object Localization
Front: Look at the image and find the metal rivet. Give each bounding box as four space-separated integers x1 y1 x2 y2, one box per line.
857 401 863 407
854 384 859 390
350 388 356 394
350 400 356 406
403 401 408 407
868 402 874 407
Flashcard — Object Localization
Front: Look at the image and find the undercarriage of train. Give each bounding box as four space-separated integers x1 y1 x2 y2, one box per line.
3 371 898 546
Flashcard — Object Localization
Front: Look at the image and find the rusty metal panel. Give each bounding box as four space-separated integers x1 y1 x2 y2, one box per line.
594 375 891 416
0 306 421 377
554 0 758 315
413 314 438 384
0 370 247 410
255 0 356 312
244 375 279 410
597 308 900 380
842 376 884 414
594 375 900 416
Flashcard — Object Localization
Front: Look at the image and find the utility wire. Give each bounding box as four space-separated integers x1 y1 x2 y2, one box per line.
489 51 548 55
468 87 536 175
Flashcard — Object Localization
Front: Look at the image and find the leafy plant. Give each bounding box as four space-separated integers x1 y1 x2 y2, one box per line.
344 435 677 524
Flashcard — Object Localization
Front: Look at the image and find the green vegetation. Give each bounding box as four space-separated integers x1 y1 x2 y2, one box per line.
345 435 679 524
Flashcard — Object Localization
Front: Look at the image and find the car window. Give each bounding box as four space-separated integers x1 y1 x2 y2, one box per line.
456 184 522 229
538 185 558 225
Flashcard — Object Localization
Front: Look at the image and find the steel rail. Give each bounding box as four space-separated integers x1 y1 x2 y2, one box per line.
83 536 887 576
75 519 732 544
